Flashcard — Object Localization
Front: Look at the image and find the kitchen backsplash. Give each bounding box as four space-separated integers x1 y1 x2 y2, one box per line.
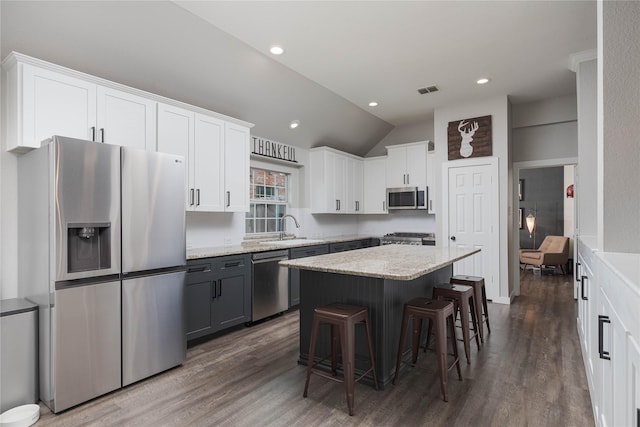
186 208 436 248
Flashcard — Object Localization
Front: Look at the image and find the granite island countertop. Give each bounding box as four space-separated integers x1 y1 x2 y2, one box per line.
280 245 480 281
187 234 378 260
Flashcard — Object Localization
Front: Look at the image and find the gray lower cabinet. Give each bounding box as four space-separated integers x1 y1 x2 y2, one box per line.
329 238 376 253
186 254 251 341
289 244 329 307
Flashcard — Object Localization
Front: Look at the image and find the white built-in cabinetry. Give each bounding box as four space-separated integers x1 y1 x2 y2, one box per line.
576 239 640 427
385 141 427 188
363 156 387 214
157 103 249 213
3 59 156 152
309 147 363 214
2 52 252 212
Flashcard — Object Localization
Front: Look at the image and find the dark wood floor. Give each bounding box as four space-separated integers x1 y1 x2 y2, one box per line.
37 272 594 426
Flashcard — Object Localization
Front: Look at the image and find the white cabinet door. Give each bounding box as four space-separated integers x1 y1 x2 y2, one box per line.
96 86 156 151
346 157 363 213
195 114 225 212
598 289 627 427
157 103 194 210
385 142 427 188
310 148 345 213
363 157 387 214
20 64 97 150
224 122 250 212
405 143 427 187
386 147 407 187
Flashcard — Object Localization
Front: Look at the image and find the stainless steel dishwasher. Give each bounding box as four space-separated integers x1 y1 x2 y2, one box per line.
251 250 289 322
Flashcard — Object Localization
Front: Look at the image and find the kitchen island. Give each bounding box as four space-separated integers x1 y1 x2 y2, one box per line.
281 245 480 388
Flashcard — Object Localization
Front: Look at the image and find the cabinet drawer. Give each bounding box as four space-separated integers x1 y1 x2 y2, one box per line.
215 254 250 271
290 244 329 259
186 260 213 284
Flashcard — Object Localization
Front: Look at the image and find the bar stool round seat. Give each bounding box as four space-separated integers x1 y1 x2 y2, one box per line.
450 275 491 342
303 303 378 416
432 283 480 364
393 298 462 402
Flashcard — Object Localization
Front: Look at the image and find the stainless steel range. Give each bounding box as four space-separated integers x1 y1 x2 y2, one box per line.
381 232 436 246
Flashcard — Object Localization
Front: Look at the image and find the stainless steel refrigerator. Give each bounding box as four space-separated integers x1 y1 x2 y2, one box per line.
18 136 186 413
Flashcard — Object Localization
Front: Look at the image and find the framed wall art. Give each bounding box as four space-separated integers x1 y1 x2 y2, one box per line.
447 115 492 160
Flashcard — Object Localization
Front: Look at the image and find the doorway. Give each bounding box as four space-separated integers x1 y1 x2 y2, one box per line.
513 158 577 297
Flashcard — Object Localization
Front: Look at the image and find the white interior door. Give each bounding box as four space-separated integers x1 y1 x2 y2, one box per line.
446 161 499 300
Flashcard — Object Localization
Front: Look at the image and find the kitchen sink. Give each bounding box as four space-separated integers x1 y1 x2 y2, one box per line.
259 238 325 246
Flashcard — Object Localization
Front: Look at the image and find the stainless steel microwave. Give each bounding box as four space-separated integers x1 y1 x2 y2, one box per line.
386 187 427 210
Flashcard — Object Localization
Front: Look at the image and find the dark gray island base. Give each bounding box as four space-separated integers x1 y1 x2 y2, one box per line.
282 245 480 389
298 265 453 389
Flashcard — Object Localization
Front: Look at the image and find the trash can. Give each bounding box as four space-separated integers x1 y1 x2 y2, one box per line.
0 298 38 413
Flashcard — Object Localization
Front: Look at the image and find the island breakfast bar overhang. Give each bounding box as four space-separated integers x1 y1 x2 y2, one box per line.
281 245 481 389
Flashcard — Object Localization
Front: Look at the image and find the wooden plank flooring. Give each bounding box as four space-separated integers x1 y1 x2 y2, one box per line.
37 272 594 426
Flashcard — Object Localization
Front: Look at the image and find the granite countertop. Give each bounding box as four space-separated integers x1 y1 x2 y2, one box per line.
280 245 480 281
187 235 378 260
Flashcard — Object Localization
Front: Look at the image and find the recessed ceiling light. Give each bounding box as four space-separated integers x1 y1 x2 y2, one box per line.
368 101 378 107
289 120 300 129
270 45 284 55
476 78 490 85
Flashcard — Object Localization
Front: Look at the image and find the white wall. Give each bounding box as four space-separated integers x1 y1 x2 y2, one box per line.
599 0 640 253
365 119 434 157
434 96 511 303
576 59 598 239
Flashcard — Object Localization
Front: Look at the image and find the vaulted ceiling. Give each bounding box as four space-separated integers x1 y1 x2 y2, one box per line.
1 1 596 156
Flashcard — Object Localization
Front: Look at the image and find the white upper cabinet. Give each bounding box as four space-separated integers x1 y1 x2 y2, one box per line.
158 103 247 213
5 62 97 151
3 58 155 152
157 103 195 210
363 156 387 214
346 157 363 213
223 122 250 212
310 147 362 214
96 86 156 150
385 142 427 188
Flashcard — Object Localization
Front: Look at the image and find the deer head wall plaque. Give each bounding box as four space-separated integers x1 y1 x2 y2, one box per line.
447 115 492 160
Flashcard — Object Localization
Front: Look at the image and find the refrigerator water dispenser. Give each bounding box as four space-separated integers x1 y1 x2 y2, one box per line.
67 223 111 273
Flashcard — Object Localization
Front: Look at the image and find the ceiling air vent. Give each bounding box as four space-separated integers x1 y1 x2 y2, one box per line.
417 85 439 95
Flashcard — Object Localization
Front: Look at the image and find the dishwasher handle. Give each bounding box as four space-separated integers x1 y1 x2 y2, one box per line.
251 250 289 262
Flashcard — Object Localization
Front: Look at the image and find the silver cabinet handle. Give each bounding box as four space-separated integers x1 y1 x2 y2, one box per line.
355 201 359 211
226 191 230 207
190 189 195 206
403 174 406 184
406 173 410 185
196 189 200 206
383 201 386 211
212 280 217 300
429 200 433 211
100 128 105 143
336 200 339 211
91 126 96 142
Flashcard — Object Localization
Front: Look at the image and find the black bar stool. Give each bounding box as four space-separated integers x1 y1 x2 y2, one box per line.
450 275 491 341
303 303 378 416
393 298 462 402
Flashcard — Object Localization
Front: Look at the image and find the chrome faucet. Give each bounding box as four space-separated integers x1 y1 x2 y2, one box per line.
279 214 300 240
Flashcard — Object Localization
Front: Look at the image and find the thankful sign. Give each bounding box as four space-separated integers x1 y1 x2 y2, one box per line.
251 136 298 163
447 115 492 160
